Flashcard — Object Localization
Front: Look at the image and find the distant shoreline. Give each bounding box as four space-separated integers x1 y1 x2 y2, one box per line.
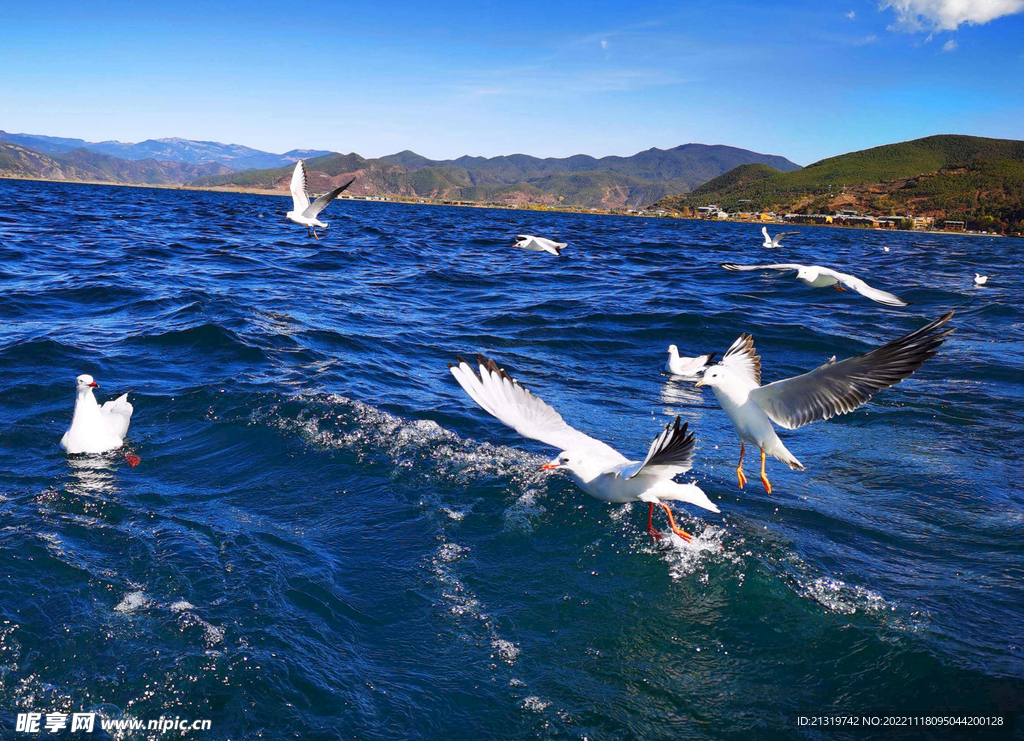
0 174 1008 237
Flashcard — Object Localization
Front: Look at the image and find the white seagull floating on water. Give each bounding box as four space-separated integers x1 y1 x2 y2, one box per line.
514 235 566 256
695 312 954 494
449 355 717 541
721 262 909 307
974 273 989 286
61 375 134 457
286 160 355 239
665 346 716 377
762 226 799 249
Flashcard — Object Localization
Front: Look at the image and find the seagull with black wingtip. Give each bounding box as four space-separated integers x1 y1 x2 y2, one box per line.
695 313 955 494
285 160 355 240
448 355 718 541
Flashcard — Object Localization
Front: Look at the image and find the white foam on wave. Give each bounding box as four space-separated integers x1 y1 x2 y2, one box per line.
520 696 552 712
660 524 735 580
261 392 548 492
113 592 224 646
428 537 523 671
114 591 151 614
799 576 895 616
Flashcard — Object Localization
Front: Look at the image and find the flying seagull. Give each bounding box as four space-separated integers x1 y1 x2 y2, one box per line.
974 273 989 286
61 375 134 456
286 160 355 239
665 346 716 377
762 226 799 249
515 235 566 256
721 263 909 307
695 312 954 494
449 355 718 541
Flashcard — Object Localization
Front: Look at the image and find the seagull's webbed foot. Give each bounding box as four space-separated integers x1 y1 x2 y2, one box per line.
312 228 319 241
736 441 747 489
659 502 693 543
833 284 847 292
646 502 663 541
759 447 772 495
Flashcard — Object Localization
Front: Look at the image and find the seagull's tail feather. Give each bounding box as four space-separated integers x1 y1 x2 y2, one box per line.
651 482 720 514
767 438 805 471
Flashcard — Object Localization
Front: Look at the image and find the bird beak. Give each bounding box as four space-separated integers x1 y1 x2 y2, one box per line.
89 382 99 388
694 379 706 388
540 462 560 471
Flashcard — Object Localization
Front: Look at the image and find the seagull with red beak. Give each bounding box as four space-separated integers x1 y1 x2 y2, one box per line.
695 312 954 494
449 355 718 541
60 374 134 455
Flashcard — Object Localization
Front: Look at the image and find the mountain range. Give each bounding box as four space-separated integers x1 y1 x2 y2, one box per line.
190 144 801 209
0 131 330 171
0 133 800 209
0 142 234 184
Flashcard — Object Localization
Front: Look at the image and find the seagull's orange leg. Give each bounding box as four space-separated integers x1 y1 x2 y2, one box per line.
646 502 663 541
759 447 772 495
833 284 847 292
658 502 693 542
736 441 747 488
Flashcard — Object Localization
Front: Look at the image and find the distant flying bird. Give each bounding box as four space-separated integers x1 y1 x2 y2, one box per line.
61 375 134 456
762 226 799 249
515 235 566 256
449 355 718 541
974 273 989 286
695 312 954 494
665 346 716 377
286 160 354 239
721 263 909 307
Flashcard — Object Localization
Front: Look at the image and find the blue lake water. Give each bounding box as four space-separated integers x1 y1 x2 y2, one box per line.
1 179 1022 739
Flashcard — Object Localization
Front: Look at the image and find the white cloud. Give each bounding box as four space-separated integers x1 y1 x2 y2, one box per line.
600 39 609 50
881 0 1024 31
846 10 857 18
942 38 959 50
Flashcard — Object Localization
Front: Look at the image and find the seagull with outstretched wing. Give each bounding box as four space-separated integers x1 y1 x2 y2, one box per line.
721 262 910 307
695 313 954 494
762 226 799 248
449 355 718 541
285 160 355 239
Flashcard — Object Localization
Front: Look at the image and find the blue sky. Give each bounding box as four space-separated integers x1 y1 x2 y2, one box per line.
1 0 1021 164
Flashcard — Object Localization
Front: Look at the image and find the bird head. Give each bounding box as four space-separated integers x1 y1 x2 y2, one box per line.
796 266 816 282
76 374 98 392
667 344 679 356
693 366 724 388
540 450 596 481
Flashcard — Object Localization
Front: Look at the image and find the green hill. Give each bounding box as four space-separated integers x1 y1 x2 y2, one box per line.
654 135 1024 232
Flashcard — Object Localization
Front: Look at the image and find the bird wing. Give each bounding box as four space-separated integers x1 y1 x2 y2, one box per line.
761 227 770 240
749 312 954 430
101 393 133 440
289 161 310 213
721 334 762 386
830 270 909 307
617 417 695 479
671 353 716 376
772 231 800 246
449 355 623 460
302 177 355 219
721 263 805 273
